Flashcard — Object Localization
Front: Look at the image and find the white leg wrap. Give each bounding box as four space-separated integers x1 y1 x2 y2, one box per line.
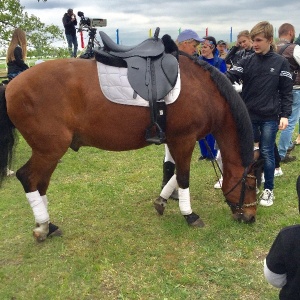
41 195 48 209
26 191 49 224
160 174 178 199
178 188 192 215
216 150 223 172
164 144 175 164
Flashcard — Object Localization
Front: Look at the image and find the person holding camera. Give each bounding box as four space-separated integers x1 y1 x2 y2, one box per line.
62 8 78 58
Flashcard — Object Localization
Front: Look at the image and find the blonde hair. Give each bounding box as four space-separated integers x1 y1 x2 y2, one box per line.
6 28 27 63
237 30 250 39
250 21 276 51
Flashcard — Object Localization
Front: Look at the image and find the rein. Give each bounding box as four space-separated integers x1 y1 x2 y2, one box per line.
200 138 256 211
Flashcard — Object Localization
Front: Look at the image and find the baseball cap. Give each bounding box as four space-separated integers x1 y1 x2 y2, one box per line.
177 29 204 43
217 40 227 45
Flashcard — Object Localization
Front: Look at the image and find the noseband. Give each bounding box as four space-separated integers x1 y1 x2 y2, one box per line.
223 167 257 212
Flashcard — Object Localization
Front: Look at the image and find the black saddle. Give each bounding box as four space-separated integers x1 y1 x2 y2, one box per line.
99 31 165 57
94 28 179 144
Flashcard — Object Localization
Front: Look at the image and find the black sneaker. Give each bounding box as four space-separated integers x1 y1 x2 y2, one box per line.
281 154 296 163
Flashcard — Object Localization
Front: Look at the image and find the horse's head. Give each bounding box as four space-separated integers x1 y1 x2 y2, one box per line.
223 157 264 223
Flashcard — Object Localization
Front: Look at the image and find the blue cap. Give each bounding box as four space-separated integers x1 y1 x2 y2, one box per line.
177 29 204 43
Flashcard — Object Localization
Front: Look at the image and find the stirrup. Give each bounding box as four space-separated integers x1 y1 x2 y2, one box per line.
145 123 166 145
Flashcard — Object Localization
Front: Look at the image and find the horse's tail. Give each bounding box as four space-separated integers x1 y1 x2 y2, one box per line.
0 85 17 186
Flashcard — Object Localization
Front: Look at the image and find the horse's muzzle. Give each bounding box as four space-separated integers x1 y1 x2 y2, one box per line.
232 211 256 223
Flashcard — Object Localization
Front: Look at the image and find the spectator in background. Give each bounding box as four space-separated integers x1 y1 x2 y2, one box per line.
276 23 300 163
225 30 254 69
217 40 228 59
198 36 226 162
161 29 204 199
6 28 29 80
62 8 78 58
5 27 29 177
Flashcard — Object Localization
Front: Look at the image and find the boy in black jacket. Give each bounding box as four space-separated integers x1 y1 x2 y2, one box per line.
226 21 293 207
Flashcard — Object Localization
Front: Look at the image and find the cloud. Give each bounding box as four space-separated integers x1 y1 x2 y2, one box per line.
20 0 300 47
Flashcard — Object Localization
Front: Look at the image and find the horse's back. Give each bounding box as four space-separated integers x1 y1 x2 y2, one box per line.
5 58 151 151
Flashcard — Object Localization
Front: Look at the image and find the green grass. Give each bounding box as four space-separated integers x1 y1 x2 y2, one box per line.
0 133 300 300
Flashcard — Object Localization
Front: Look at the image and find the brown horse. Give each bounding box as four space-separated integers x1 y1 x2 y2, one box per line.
0 54 259 242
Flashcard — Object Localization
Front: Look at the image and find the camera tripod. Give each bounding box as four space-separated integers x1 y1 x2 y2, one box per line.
79 27 101 59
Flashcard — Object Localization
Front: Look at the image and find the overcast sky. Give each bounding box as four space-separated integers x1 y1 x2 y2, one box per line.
21 0 300 48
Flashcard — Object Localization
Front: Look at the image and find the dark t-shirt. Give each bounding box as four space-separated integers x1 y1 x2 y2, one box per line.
266 225 300 300
7 46 29 75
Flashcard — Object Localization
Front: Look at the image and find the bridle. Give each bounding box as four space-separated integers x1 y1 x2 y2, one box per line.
201 138 257 213
223 166 257 212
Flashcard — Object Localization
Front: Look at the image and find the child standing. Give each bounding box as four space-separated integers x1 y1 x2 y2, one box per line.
226 21 293 206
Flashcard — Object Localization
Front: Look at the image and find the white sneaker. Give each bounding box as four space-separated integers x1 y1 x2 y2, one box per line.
214 177 223 189
6 169 14 176
259 189 274 207
274 168 283 177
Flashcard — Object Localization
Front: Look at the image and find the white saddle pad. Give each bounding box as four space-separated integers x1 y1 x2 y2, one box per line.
97 61 181 107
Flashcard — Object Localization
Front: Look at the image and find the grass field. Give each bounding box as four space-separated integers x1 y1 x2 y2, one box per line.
0 130 299 299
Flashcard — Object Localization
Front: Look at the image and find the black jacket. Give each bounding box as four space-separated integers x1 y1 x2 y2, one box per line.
226 50 293 121
7 46 29 75
266 225 300 300
62 13 77 36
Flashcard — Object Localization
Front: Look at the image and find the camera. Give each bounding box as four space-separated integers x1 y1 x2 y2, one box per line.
77 11 107 28
77 11 107 59
77 11 91 27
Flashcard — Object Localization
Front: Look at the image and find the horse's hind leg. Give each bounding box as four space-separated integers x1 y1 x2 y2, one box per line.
16 152 61 242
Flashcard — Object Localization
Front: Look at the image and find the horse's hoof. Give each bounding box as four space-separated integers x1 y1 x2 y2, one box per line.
184 212 205 227
154 196 168 215
47 222 62 238
33 222 49 242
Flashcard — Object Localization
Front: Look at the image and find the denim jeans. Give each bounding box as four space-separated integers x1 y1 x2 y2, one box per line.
252 120 278 190
66 34 78 57
198 134 217 159
278 89 300 158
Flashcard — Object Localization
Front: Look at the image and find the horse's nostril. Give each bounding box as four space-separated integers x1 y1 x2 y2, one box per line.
246 215 256 223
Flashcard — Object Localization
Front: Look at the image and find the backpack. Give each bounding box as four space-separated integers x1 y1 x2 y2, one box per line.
277 43 299 82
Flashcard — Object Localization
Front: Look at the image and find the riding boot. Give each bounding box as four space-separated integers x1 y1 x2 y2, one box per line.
161 161 178 200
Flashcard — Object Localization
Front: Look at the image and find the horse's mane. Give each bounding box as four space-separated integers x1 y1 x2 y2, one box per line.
161 34 253 167
192 57 254 167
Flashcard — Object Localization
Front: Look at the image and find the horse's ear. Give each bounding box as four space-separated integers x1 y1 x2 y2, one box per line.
161 34 179 60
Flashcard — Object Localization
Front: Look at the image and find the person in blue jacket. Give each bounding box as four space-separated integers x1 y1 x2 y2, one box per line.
198 36 226 161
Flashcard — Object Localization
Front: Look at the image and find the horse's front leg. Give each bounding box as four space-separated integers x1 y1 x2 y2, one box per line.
154 174 205 227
